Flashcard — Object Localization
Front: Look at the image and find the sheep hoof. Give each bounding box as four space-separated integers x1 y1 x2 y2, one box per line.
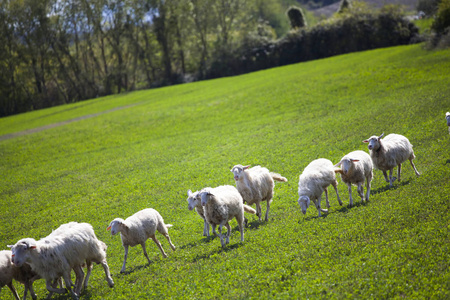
120 269 126 274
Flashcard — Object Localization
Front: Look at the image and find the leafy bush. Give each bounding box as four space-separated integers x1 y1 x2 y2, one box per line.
206 9 419 78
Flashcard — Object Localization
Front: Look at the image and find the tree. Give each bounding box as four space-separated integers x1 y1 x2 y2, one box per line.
286 6 307 30
337 0 352 14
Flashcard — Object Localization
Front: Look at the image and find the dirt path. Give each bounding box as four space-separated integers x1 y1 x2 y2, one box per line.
0 103 139 142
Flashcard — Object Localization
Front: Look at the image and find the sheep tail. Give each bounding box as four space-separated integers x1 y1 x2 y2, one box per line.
271 172 288 182
243 205 257 214
334 168 344 174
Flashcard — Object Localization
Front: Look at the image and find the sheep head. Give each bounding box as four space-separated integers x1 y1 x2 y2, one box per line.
362 133 384 151
8 238 37 267
334 158 359 175
230 164 250 181
298 196 310 215
446 112 450 126
107 218 126 236
187 189 200 211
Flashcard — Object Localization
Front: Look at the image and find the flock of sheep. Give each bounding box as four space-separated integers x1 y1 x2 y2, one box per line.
0 129 429 299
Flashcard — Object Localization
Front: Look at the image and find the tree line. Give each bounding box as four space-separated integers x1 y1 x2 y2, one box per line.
0 0 419 117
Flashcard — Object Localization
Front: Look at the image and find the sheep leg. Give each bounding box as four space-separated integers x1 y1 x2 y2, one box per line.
324 187 330 209
313 198 322 217
357 182 364 202
150 235 168 258
331 180 342 205
211 224 219 237
24 278 38 300
99 260 114 288
264 199 271 221
203 219 210 237
73 264 85 296
236 215 244 242
347 183 353 207
45 278 70 296
83 261 93 290
120 244 129 273
366 176 371 201
6 282 20 300
389 169 396 187
218 224 226 247
162 232 176 251
256 202 262 221
397 164 402 182
225 222 231 245
382 171 389 182
62 272 79 300
409 158 420 176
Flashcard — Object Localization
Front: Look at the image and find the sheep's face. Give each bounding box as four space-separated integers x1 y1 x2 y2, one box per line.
8 239 35 267
107 219 123 236
446 112 450 126
335 158 358 175
187 190 200 211
363 135 382 151
231 165 250 181
298 196 310 215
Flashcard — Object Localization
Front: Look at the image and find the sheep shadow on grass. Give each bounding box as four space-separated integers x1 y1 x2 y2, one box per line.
192 242 244 263
180 236 217 250
371 179 411 195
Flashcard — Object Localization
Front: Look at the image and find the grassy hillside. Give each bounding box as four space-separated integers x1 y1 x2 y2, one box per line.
0 44 449 299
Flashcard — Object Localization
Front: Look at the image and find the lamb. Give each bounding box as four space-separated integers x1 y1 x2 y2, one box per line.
187 189 211 237
334 150 373 206
9 222 112 299
231 164 287 221
297 158 343 217
0 250 39 300
363 133 420 187
107 208 176 273
446 112 450 134
199 185 255 247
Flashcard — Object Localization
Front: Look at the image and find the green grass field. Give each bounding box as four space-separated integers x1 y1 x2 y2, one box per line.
1 43 449 299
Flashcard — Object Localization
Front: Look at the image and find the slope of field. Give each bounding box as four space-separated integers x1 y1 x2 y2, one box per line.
0 44 449 299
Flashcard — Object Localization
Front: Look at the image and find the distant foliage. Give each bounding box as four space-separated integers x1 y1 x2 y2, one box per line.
432 0 450 34
206 9 419 78
286 6 307 29
337 0 352 14
430 0 450 48
416 0 440 16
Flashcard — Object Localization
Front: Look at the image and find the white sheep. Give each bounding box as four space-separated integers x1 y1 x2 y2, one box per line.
107 208 176 273
297 158 342 217
199 185 254 247
231 164 287 221
9 222 113 299
334 150 373 206
446 112 450 134
187 189 211 237
0 250 39 300
363 133 420 187
48 222 114 292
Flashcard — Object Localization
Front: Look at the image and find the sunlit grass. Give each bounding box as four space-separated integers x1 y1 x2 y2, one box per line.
0 43 449 299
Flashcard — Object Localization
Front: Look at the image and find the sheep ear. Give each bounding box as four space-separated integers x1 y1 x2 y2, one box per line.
378 133 384 139
187 189 192 197
7 245 13 248
362 139 369 143
243 165 250 170
334 162 342 167
350 159 360 162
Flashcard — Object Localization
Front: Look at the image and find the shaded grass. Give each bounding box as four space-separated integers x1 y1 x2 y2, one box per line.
0 43 449 299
